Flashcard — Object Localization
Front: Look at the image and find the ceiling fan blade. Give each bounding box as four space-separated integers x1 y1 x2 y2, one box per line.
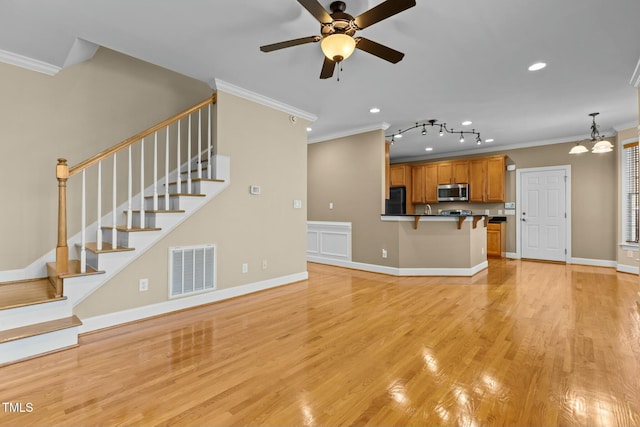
354 0 416 29
355 37 404 63
260 36 321 52
320 57 336 79
297 0 332 23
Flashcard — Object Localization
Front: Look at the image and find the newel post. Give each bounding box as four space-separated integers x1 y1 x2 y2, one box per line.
55 158 69 297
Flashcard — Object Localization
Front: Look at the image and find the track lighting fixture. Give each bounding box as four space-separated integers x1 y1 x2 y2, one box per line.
386 119 486 146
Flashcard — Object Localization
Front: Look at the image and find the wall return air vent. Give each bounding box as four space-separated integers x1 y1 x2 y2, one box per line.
168 244 216 298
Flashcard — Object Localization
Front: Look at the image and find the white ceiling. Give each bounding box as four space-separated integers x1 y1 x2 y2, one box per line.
2 0 639 161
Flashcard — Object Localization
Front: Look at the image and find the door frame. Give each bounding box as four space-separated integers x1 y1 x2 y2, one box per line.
515 165 572 263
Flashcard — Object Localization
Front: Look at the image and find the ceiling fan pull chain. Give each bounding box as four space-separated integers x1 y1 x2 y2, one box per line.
337 62 342 82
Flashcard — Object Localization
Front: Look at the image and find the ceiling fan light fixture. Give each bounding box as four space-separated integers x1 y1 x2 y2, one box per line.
321 34 356 62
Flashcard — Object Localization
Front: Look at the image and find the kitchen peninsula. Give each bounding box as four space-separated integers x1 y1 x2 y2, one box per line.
380 213 489 275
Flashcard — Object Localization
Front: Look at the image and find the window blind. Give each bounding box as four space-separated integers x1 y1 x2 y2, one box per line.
624 142 639 243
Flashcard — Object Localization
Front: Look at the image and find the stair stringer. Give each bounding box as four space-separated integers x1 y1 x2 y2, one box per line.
64 155 230 308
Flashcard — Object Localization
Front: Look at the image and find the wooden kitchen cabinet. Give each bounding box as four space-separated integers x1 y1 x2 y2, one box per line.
437 160 469 184
469 158 486 202
412 164 439 204
469 155 506 202
424 164 438 203
390 164 411 187
487 222 506 257
411 165 426 203
486 155 506 202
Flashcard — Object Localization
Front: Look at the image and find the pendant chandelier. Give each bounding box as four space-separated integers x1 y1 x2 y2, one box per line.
569 112 614 154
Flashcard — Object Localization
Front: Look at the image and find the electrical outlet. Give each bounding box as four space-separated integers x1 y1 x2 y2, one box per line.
481 247 485 255
262 259 268 269
329 202 334 209
139 278 149 292
242 263 248 273
382 249 388 258
627 251 634 258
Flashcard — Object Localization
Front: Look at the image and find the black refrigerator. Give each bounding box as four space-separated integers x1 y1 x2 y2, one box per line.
386 186 406 215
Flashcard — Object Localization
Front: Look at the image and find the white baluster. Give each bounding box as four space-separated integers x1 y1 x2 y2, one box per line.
207 103 212 180
127 146 132 229
96 161 102 251
153 132 158 211
112 153 117 249
198 109 202 179
177 120 181 198
140 138 145 229
187 114 192 194
80 170 87 273
165 126 170 210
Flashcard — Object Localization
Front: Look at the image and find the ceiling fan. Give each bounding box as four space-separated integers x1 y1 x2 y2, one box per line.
260 0 416 79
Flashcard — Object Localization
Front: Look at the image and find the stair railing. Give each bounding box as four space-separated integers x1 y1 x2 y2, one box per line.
53 93 217 297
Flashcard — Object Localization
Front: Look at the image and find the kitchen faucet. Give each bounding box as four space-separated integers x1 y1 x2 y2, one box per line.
425 204 432 215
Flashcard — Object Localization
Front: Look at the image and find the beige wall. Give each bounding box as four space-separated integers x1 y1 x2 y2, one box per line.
307 131 399 266
397 221 486 269
0 48 211 270
75 91 309 317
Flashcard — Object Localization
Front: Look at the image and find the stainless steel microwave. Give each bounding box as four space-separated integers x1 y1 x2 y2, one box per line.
437 183 468 202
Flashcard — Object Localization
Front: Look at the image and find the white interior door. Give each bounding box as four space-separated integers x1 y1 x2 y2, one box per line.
520 169 567 261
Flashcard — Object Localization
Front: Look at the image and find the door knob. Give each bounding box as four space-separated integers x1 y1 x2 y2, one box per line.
522 218 526 222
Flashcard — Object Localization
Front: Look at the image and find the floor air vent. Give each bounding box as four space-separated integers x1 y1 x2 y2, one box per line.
169 244 216 298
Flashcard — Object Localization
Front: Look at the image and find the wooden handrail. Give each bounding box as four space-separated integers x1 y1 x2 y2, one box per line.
68 93 217 177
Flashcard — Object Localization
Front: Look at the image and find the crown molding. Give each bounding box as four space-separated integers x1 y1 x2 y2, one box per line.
630 56 640 88
0 49 61 76
210 78 317 123
308 122 391 144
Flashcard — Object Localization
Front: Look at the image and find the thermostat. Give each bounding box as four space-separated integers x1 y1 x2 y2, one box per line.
249 185 261 195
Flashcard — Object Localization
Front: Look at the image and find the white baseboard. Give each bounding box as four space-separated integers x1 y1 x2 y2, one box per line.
308 256 488 277
506 252 519 259
571 257 617 268
616 264 639 274
78 271 308 334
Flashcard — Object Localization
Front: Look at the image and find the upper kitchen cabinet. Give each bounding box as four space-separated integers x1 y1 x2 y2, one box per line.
486 155 506 202
437 160 469 185
412 164 438 204
469 158 487 202
390 164 411 187
469 155 506 202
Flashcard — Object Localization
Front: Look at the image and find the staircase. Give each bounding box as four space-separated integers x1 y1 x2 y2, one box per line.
0 94 229 365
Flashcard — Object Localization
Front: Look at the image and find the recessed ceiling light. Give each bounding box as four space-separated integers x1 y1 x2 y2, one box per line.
306 127 312 132
425 147 433 152
528 62 547 71
369 107 381 114
461 120 472 126
485 138 494 143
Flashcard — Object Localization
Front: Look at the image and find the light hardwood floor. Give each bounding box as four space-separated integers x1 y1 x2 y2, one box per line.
1 260 639 426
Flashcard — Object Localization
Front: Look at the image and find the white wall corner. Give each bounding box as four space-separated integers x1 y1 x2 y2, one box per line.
0 48 61 76
630 56 640 88
209 78 317 123
63 38 99 68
